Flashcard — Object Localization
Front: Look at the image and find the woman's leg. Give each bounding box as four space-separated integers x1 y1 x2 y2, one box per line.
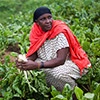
43 60 81 91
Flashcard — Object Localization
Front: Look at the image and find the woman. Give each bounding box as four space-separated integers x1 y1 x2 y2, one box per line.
16 6 91 91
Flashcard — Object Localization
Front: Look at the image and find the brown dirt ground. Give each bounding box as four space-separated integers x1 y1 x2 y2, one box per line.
0 44 20 97
0 43 20 63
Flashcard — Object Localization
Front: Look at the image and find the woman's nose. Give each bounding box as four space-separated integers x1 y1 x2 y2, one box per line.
45 18 50 23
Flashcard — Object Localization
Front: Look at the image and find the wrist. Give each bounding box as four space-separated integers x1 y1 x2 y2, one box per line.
37 62 44 69
40 62 44 68
37 62 41 69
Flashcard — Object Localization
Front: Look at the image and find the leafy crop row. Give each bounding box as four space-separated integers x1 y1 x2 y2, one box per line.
0 0 100 100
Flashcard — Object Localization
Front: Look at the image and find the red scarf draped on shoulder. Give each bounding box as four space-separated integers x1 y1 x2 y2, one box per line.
26 20 91 73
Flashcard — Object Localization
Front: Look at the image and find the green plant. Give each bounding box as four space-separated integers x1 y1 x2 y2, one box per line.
74 82 100 100
50 83 73 100
0 56 50 100
0 0 100 99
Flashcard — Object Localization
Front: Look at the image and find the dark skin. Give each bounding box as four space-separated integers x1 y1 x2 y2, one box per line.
16 13 70 70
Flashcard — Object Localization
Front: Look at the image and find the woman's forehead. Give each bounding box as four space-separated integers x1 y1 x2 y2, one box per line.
38 13 52 19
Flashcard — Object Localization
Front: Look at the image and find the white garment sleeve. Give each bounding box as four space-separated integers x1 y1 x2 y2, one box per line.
54 33 69 51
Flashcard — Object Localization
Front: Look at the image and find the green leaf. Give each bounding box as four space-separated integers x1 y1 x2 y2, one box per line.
10 52 18 57
74 86 83 100
84 93 94 99
51 94 67 100
93 83 100 100
62 83 72 94
12 78 22 95
62 83 73 99
51 86 60 97
0 98 3 100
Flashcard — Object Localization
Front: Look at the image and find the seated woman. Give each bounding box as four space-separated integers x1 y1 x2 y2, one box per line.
16 6 91 91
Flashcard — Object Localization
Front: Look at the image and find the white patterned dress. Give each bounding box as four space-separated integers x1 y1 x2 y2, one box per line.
35 33 87 91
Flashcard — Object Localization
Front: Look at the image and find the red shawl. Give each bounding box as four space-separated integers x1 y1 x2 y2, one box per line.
26 20 91 73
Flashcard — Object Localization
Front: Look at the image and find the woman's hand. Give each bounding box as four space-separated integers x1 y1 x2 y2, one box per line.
16 59 38 70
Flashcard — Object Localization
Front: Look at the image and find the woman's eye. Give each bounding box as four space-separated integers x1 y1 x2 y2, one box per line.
40 18 46 21
39 16 52 21
48 16 52 19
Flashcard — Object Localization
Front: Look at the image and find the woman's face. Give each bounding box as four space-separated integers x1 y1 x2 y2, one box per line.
36 13 53 32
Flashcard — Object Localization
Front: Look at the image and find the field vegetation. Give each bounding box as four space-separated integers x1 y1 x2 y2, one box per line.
0 0 100 100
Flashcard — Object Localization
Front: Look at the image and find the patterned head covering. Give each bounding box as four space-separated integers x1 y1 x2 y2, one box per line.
33 6 52 22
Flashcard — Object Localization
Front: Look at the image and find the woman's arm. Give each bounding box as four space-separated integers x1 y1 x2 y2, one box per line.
27 52 38 61
43 47 70 68
16 47 70 70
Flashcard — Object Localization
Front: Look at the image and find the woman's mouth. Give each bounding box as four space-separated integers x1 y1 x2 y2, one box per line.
45 24 52 30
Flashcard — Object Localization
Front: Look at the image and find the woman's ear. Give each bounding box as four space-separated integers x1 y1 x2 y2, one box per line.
35 20 38 24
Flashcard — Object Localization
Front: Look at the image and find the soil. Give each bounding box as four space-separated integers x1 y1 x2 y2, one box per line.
0 44 20 97
0 43 20 63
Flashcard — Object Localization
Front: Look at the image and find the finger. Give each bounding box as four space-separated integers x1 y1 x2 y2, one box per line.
21 61 27 64
19 66 22 69
15 58 17 62
18 66 25 70
16 62 22 67
21 66 28 70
